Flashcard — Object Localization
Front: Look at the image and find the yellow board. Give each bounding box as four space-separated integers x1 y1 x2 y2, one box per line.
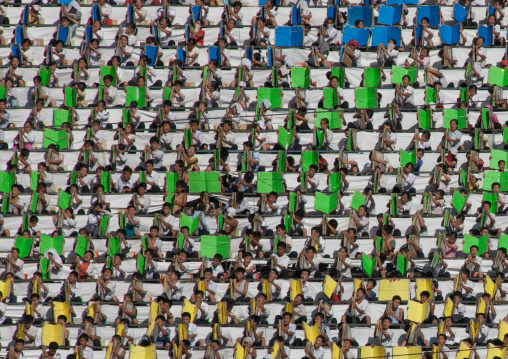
499 321 508 340
147 321 156 337
432 345 440 359
262 280 272 301
285 302 294 323
303 322 320 345
213 324 220 341
477 298 487 315
105 342 114 359
0 279 12 297
130 344 157 359
354 279 363 292
359 346 386 359
272 341 280 357
488 346 507 359
323 275 337 299
182 299 198 323
17 324 24 340
438 322 445 335
116 323 125 336
235 343 246 359
32 280 40 295
53 301 71 323
415 279 433 300
217 302 227 324
332 343 342 359
378 279 410 301
456 342 472 359
25 302 33 317
149 301 160 323
197 280 206 293
443 297 454 318
42 324 64 346
290 279 302 301
407 300 429 323
485 276 496 298
178 324 188 342
88 302 97 320
393 346 422 359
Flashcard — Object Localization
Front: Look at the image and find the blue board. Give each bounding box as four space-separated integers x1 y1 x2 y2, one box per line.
246 47 253 62
327 6 337 20
192 5 201 22
377 5 402 26
92 4 100 22
479 25 494 46
209 46 221 65
58 26 70 44
292 5 301 26
178 47 186 64
127 4 134 23
15 26 24 45
22 4 29 25
348 6 373 27
275 26 304 47
453 2 471 23
11 45 22 63
342 25 370 46
439 24 461 45
145 45 158 66
85 25 93 43
417 5 440 26
372 26 401 46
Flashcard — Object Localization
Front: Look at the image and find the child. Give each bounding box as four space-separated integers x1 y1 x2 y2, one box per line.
131 183 150 215
13 121 36 150
98 74 117 107
125 205 140 236
226 267 249 301
385 295 404 324
116 293 137 324
423 189 445 215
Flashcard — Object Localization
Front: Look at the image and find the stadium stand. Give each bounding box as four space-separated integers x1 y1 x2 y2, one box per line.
4 0 508 359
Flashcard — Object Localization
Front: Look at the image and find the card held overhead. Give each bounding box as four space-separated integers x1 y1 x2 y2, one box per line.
377 5 403 26
417 5 440 26
439 24 461 45
372 26 401 46
453 2 471 23
342 25 370 46
347 6 373 27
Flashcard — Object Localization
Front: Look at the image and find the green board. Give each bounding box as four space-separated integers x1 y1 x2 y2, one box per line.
463 234 489 255
43 129 69 150
291 67 310 88
125 87 147 107
315 109 342 130
75 235 89 258
443 109 468 129
350 190 367 211
314 191 338 214
391 66 417 84
355 87 377 108
0 172 15 193
301 151 318 172
257 172 285 194
180 213 201 234
40 235 64 256
200 236 231 259
53 108 72 129
188 172 221 193
14 236 34 258
257 87 283 109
